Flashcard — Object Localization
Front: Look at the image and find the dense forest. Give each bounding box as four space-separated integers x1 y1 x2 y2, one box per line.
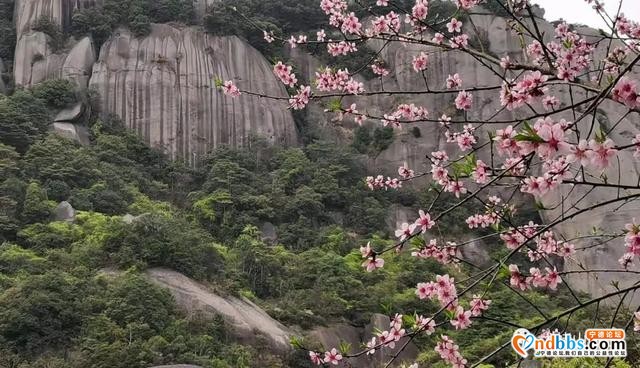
0 0 638 367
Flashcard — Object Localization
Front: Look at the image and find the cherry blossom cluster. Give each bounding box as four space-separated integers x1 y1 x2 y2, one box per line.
616 14 640 40
366 175 402 190
412 239 458 265
526 23 594 81
500 71 549 111
289 86 311 110
360 242 385 272
634 311 640 332
612 77 640 109
509 264 561 291
273 62 298 87
445 124 477 151
309 348 343 365
315 67 365 95
465 196 512 229
528 230 576 261
435 335 468 368
619 220 640 268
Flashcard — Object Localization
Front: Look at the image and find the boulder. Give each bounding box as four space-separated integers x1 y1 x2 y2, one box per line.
52 122 90 145
54 102 84 122
145 268 292 352
308 313 419 368
53 201 75 222
260 222 277 243
89 25 298 163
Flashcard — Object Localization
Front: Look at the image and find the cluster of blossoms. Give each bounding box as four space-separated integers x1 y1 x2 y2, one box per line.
366 175 402 190
371 61 390 77
500 71 549 111
412 239 458 265
416 274 459 310
430 157 468 199
395 210 436 243
465 196 512 229
619 220 640 268
612 77 640 109
289 86 311 110
500 221 540 250
384 103 430 126
327 40 358 56
376 314 406 349
435 335 467 368
527 22 594 81
309 348 343 365
273 62 298 87
221 80 241 98
635 312 640 332
360 242 385 272
412 52 429 72
455 90 473 110
315 67 365 95
616 14 640 40
445 124 477 151
528 230 576 261
509 264 561 291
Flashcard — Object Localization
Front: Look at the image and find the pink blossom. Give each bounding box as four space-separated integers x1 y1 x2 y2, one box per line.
412 52 429 72
222 80 241 98
324 348 343 365
415 210 435 232
612 77 640 109
450 306 473 330
633 134 640 158
366 337 376 355
341 12 362 34
455 90 473 110
309 351 323 365
289 86 311 110
317 29 326 42
447 18 463 33
362 257 385 272
398 162 415 178
416 282 436 299
396 222 417 241
469 295 491 317
432 32 445 44
446 73 463 89
587 139 617 170
273 62 298 87
416 315 436 335
376 0 388 5
263 31 274 43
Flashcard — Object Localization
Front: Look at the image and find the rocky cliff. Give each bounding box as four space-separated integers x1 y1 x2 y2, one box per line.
11 0 298 162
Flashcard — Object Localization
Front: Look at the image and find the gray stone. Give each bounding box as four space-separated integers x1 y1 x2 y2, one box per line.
260 222 277 243
52 122 90 145
54 201 75 222
54 102 83 122
145 268 292 352
459 239 492 268
89 25 298 164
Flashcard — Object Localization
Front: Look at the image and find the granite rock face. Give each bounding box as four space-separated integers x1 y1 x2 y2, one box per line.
88 25 297 161
145 268 292 352
14 0 98 88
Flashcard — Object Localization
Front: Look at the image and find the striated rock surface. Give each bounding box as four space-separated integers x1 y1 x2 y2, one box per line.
52 122 90 145
89 25 297 162
13 0 98 88
0 58 5 94
145 268 292 352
